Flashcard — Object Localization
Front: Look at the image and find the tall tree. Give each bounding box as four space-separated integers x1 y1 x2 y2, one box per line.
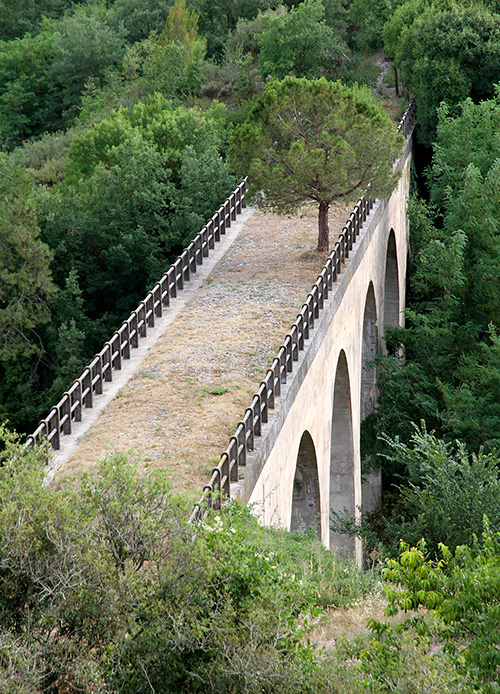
0 155 55 360
188 0 273 57
383 0 500 146
257 0 346 80
229 76 403 251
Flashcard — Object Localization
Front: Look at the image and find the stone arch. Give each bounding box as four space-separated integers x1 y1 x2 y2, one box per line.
330 350 355 552
360 282 378 422
290 431 321 536
383 229 400 334
360 283 382 517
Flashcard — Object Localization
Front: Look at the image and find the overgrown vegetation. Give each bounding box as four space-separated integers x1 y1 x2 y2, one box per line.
0 430 479 692
3 0 500 686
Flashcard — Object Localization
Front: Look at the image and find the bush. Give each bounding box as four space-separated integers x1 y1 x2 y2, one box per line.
383 527 500 691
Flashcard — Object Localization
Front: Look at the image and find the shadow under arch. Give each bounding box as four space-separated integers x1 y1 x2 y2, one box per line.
361 283 382 518
290 431 321 537
361 282 378 422
383 230 400 340
329 350 355 553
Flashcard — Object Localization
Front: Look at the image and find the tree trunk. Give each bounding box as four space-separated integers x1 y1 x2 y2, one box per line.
394 66 399 97
317 200 329 252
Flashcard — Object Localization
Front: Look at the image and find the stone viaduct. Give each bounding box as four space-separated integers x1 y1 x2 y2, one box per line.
196 119 414 564
28 106 414 563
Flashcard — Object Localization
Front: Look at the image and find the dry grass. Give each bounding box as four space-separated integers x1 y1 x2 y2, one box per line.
57 204 352 500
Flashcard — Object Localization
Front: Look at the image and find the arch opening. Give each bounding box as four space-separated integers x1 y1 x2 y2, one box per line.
360 283 382 518
329 351 355 553
383 230 400 339
360 283 378 422
290 431 321 536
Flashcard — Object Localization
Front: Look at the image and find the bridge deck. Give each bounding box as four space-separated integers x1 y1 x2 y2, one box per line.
55 204 351 500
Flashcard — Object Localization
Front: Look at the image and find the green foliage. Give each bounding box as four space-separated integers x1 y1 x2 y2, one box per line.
257 0 346 80
35 96 236 355
384 0 500 145
348 0 405 50
383 527 500 690
230 76 403 250
189 0 275 58
381 426 500 553
0 6 125 147
141 0 207 98
338 423 500 558
47 6 126 125
8 127 75 185
0 0 87 41
37 130 171 345
202 43 260 101
366 96 500 468
0 30 56 148
0 431 382 693
0 155 55 360
108 0 175 44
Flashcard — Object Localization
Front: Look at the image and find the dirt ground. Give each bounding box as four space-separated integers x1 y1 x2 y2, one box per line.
58 203 352 501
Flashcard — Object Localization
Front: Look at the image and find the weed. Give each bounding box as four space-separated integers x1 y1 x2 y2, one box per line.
209 386 229 395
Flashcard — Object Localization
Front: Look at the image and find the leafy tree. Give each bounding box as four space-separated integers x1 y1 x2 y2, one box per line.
0 155 55 361
0 156 57 430
230 76 403 251
0 6 125 146
0 31 56 148
383 527 500 690
188 0 274 58
0 432 377 693
382 426 500 552
107 0 175 43
143 0 207 97
47 6 126 126
0 0 86 41
348 0 404 50
384 0 500 146
37 96 235 351
257 0 346 80
37 132 172 346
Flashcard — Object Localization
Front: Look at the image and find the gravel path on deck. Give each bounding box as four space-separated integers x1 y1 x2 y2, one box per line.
57 204 351 500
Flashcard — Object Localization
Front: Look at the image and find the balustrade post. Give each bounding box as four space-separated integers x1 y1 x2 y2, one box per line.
258 382 268 424
154 283 162 318
82 368 93 408
74 380 82 422
230 434 241 478
103 343 112 382
245 408 255 450
271 358 281 397
122 323 130 360
146 293 155 328
61 395 71 435
93 356 103 395
242 178 247 208
113 332 121 370
50 407 60 450
253 396 262 436
138 303 147 338
265 371 275 410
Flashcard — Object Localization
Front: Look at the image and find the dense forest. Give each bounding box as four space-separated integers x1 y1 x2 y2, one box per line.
2 0 500 690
